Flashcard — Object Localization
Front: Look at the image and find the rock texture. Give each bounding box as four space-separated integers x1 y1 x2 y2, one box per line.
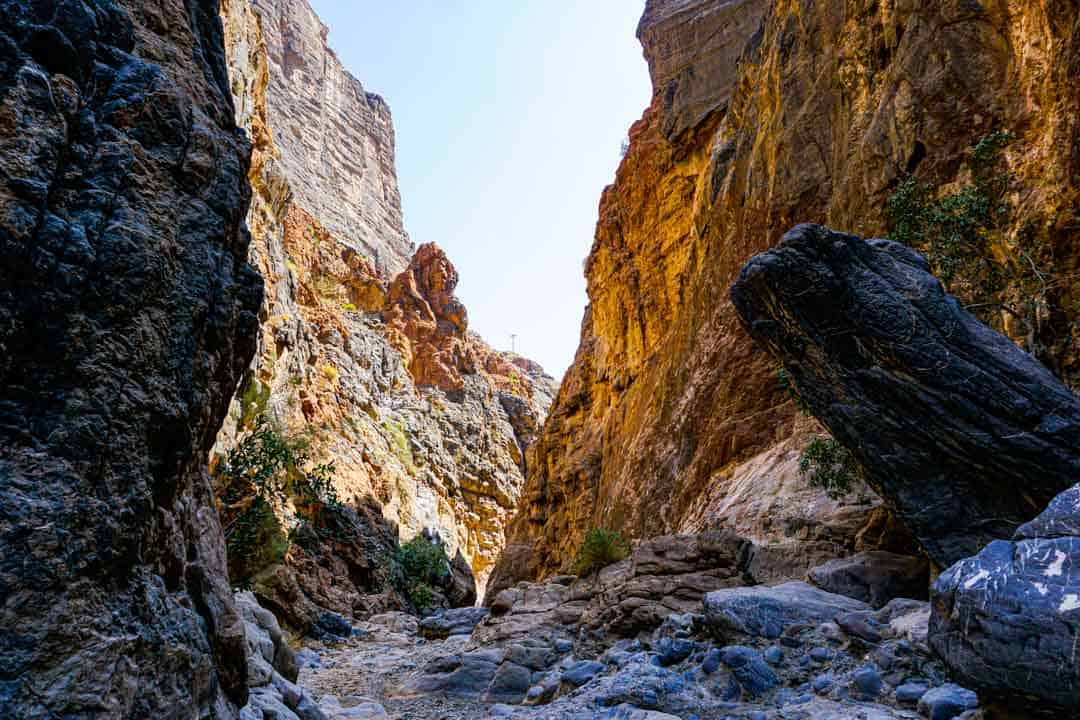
217 0 557 627
930 481 1080 708
494 0 1080 588
730 224 1080 566
296 542 958 719
248 0 412 278
0 0 261 717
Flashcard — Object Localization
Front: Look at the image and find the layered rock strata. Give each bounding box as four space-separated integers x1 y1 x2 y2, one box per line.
0 0 261 717
493 0 1080 589
248 0 412 278
218 0 557 625
730 224 1080 566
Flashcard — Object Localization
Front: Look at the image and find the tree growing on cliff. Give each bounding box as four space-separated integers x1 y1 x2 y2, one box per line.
215 418 342 586
885 131 1071 362
390 534 450 611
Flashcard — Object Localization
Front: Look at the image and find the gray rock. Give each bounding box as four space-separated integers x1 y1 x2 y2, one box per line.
930 483 1080 707
655 637 695 666
420 607 490 639
562 660 605 687
851 665 883 698
730 224 1080 566
701 648 722 674
720 646 779 696
808 552 930 608
763 646 784 665
809 647 831 663
896 682 929 705
812 674 834 694
484 661 533 703
917 684 978 720
704 581 870 639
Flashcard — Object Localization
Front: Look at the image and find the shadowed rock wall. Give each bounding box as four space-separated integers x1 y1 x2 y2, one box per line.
0 0 262 717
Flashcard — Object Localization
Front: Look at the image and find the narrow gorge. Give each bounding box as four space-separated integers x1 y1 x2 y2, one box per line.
1 1 1077 720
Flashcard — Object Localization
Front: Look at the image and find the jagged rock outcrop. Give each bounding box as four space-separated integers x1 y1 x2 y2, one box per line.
0 0 261 717
930 481 1080 708
493 0 1080 590
217 0 557 627
730 224 1080 566
248 0 412 278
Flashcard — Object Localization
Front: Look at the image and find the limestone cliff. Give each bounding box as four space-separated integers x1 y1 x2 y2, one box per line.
0 0 261 716
218 0 556 624
491 0 1080 591
250 0 412 278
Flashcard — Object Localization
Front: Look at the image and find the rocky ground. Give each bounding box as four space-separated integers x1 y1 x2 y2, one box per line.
242 532 993 720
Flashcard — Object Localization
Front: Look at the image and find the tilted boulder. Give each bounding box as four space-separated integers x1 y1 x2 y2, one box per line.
0 0 261 716
730 224 1080 567
930 482 1080 707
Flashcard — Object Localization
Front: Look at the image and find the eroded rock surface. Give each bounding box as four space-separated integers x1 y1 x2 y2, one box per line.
730 224 1080 566
930 481 1080 708
216 0 557 629
0 0 261 716
494 0 1080 589
248 0 413 277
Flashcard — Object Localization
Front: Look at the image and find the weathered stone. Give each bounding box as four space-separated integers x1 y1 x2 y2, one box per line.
917 684 978 720
0 1 261 716
808 552 930 608
704 582 870 640
730 224 1080 566
420 607 490 639
930 482 1080 708
720 646 779 696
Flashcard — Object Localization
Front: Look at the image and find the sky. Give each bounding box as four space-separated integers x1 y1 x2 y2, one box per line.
309 0 651 379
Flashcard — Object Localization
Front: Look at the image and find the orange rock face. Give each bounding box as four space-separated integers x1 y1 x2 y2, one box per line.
489 0 1080 593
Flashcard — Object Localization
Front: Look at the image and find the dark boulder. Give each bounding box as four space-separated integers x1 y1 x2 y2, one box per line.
0 0 261 717
730 224 1080 566
808 551 930 608
704 581 870 640
930 481 1080 708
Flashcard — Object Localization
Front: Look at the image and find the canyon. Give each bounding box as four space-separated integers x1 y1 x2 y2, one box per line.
0 0 1077 719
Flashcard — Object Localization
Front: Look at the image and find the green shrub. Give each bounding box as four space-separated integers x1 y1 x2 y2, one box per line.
573 528 630 576
216 418 342 586
381 417 413 467
885 130 1065 353
799 436 858 499
390 535 449 611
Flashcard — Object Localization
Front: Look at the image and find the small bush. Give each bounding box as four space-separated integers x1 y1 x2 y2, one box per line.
391 535 449 611
799 436 858 499
382 417 413 467
216 418 343 587
322 365 339 383
341 302 358 312
573 528 630 576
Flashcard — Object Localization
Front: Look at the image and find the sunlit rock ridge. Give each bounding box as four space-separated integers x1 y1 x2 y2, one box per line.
489 0 1080 593
218 0 557 619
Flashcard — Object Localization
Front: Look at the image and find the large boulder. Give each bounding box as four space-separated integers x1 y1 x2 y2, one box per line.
0 1 261 717
930 482 1080 708
808 551 930 608
730 224 1080 567
704 581 870 640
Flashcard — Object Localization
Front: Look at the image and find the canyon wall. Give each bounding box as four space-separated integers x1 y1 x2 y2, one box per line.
0 0 260 717
491 0 1080 592
218 0 557 621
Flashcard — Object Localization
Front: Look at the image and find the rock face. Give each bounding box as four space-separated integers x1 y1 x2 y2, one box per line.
0 0 260 717
217 0 558 626
930 481 1080 708
730 224 1080 566
249 0 412 278
494 0 1080 588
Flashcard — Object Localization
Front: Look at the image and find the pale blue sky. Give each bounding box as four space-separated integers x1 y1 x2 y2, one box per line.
309 0 651 378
